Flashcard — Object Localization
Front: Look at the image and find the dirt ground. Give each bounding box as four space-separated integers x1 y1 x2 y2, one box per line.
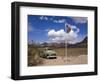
38 55 87 66
28 47 87 66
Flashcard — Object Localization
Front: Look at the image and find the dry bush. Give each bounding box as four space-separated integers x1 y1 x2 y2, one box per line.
28 46 43 66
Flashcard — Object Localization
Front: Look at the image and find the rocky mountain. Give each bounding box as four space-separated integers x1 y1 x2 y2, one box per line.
39 36 87 48
67 36 87 48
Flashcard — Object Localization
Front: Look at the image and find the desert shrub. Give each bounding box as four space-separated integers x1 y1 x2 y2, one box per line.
28 45 43 66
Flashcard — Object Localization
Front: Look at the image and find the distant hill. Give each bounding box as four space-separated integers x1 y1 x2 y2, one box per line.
30 36 88 48
67 36 87 48
41 42 65 48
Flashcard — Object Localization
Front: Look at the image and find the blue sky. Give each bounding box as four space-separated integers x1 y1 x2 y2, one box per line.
28 15 87 44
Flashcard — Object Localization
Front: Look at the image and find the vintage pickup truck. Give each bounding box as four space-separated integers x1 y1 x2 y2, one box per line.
39 48 57 59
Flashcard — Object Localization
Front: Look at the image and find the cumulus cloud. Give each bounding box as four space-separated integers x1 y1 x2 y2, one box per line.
48 29 66 37
48 29 66 43
47 24 80 43
72 17 87 23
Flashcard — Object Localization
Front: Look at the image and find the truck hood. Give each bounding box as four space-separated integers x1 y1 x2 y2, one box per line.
44 50 56 54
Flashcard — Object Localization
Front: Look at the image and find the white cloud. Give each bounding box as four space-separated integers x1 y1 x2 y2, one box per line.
50 18 53 21
47 24 80 44
48 29 66 43
39 16 87 24
53 19 66 23
72 17 87 23
39 16 43 20
45 28 51 32
44 17 48 20
39 16 66 23
69 25 80 33
39 16 48 20
48 29 66 37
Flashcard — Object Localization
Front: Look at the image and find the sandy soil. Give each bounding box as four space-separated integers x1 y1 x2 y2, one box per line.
39 55 87 66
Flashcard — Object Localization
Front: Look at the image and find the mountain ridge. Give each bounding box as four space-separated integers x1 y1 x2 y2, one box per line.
40 36 87 48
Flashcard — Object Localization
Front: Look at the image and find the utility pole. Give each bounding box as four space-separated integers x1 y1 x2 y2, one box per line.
64 23 71 62
62 23 68 62
65 23 67 59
